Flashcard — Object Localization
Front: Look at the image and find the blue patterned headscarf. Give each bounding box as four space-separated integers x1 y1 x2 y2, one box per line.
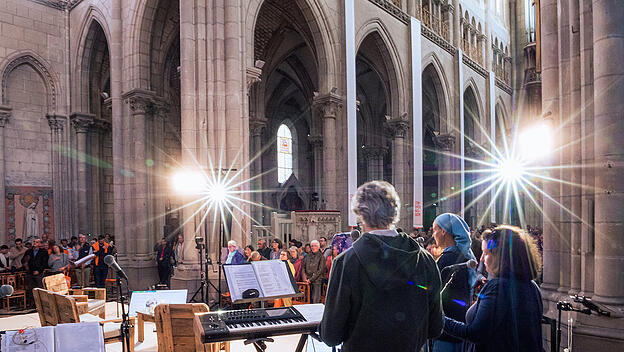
434 213 477 286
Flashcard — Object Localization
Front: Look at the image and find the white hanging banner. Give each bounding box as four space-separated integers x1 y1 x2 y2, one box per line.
346 0 358 226
489 71 496 223
411 18 423 228
459 50 465 216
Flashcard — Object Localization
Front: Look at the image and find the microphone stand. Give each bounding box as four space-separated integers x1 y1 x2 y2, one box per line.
117 274 132 352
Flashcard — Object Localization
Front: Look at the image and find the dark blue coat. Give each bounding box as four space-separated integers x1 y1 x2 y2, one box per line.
226 251 245 265
444 277 543 352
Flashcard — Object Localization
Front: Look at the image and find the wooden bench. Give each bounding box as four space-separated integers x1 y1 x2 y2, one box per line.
34 288 135 352
43 273 106 318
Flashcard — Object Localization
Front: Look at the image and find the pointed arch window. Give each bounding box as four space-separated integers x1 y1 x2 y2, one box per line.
277 124 293 183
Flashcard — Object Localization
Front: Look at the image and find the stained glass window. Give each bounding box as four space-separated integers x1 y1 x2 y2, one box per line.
277 124 293 183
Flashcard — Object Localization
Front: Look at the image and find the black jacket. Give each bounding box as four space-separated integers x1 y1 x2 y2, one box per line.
25 248 49 274
154 243 174 267
319 232 443 352
444 278 543 352
258 247 271 260
437 246 472 343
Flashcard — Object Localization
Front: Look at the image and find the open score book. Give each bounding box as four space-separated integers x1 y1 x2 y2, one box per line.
223 260 297 302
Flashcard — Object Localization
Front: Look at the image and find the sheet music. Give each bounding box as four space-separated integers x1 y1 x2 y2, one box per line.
73 254 95 266
223 264 264 302
1 326 55 352
252 260 296 298
54 322 105 352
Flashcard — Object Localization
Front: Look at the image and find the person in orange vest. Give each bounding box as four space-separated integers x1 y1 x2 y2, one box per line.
92 235 110 288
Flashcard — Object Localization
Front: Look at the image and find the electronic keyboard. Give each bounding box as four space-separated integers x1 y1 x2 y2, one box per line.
194 303 324 343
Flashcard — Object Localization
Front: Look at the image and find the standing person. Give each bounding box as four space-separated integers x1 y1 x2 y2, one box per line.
288 246 303 282
303 243 311 258
154 237 173 287
443 226 543 352
172 234 184 267
257 238 271 260
8 238 27 271
225 240 244 265
24 238 49 306
320 181 443 352
92 235 111 288
76 234 93 287
274 249 296 307
48 245 70 274
243 245 255 262
302 240 325 303
0 245 9 272
269 238 283 260
430 213 478 352
325 245 339 279
319 237 331 258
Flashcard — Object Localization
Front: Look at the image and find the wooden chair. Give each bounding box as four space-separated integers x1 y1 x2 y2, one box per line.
292 282 310 305
43 273 106 318
51 290 135 352
33 288 59 326
154 303 229 352
3 274 26 310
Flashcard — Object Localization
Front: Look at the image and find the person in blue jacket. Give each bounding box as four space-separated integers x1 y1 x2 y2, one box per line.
430 213 478 352
443 225 543 352
225 240 245 265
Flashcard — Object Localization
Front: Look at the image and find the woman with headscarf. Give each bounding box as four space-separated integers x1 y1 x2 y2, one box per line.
430 213 477 352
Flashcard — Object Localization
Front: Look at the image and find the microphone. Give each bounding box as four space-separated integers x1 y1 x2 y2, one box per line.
350 229 361 242
441 259 478 273
104 255 128 280
416 237 425 246
0 284 14 298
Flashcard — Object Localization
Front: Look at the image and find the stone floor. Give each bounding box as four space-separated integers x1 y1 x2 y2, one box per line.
0 302 335 352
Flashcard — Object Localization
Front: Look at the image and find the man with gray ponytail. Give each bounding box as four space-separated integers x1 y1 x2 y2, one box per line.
320 181 443 352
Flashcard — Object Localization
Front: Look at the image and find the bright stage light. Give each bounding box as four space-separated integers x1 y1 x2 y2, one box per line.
518 122 552 161
207 182 228 204
497 158 525 183
171 171 207 194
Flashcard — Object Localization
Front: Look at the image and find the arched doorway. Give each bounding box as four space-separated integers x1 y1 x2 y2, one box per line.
253 0 319 218
422 63 447 230
463 87 479 228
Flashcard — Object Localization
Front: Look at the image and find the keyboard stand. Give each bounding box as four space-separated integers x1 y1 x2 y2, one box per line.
242 331 320 352
244 337 274 352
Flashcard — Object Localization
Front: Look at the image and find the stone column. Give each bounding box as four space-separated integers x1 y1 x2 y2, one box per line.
452 0 460 47
46 114 67 238
539 0 561 297
442 3 453 42
362 146 387 181
123 89 155 262
592 0 624 307
485 23 492 71
70 113 94 234
308 135 323 208
314 93 343 210
249 118 267 223
93 119 112 235
0 106 10 243
434 133 456 214
388 115 410 227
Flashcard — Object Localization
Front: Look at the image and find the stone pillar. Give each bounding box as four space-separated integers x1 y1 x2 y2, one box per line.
568 0 582 296
485 23 492 70
249 118 267 223
307 135 323 208
362 146 387 181
123 89 155 262
452 0 460 47
442 3 453 42
539 0 561 297
434 133 456 214
70 113 94 234
46 114 67 238
388 116 410 227
314 93 343 210
93 119 112 235
0 106 10 243
592 0 624 307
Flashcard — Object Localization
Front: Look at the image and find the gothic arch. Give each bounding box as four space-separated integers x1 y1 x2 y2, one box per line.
0 51 60 114
495 97 510 137
421 53 450 132
355 20 406 117
74 8 112 113
463 78 485 128
246 0 337 93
